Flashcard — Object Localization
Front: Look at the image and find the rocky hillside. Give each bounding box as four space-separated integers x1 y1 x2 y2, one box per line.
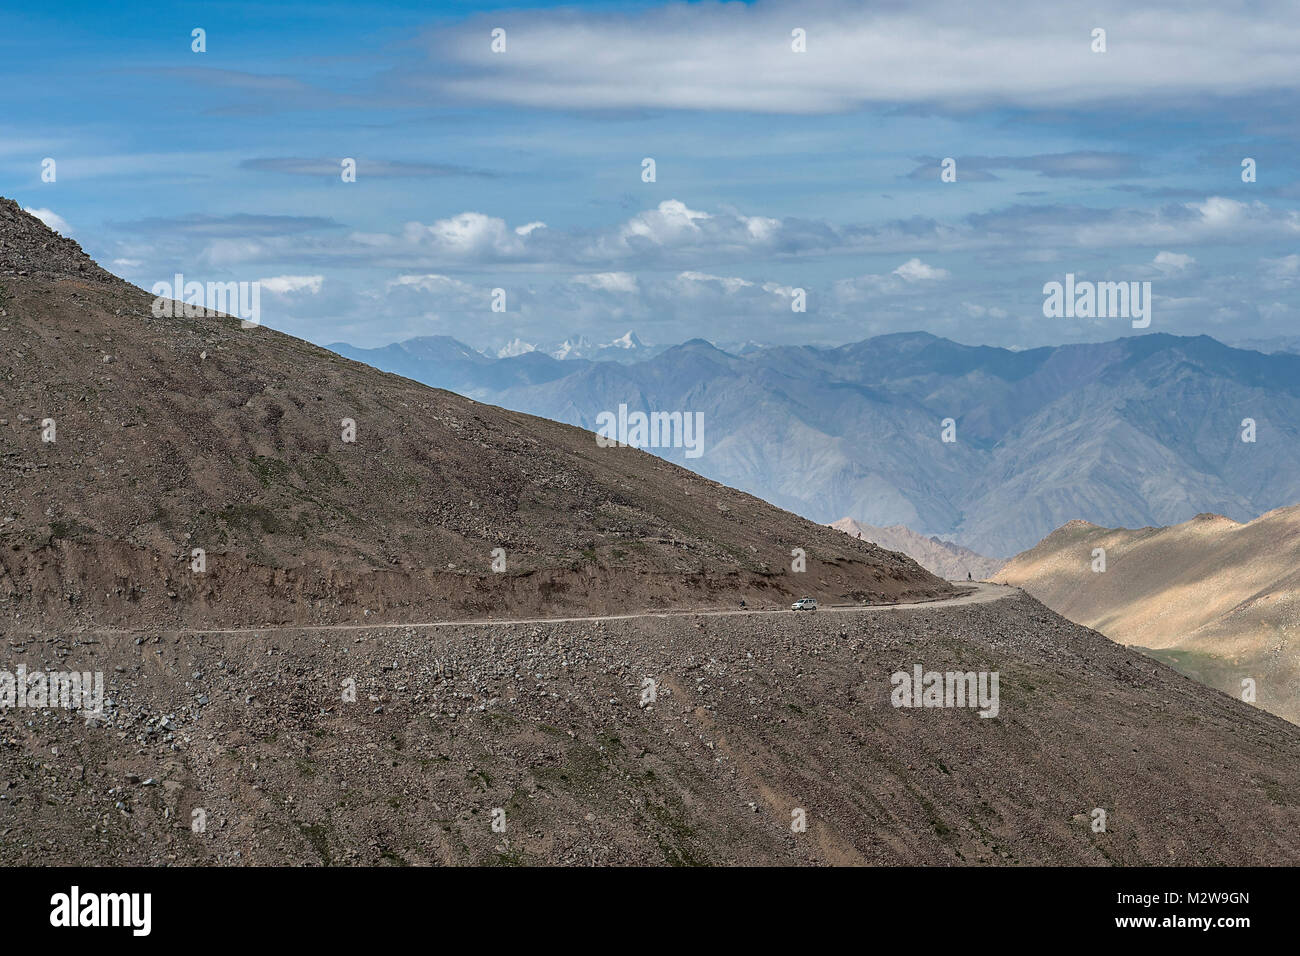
831 517 1002 580
0 199 951 629
4 590 1300 865
995 506 1300 723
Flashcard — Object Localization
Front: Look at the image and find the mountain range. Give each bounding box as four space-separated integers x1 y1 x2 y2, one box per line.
331 331 1300 557
996 506 1300 723
830 518 1003 580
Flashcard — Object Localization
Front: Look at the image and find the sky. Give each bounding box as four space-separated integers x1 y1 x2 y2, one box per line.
1 0 1297 353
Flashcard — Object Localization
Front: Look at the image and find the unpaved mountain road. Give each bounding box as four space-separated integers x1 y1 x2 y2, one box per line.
9 582 1300 867
47 582 1016 638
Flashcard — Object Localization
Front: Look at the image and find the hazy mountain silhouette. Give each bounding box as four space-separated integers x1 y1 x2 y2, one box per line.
331 330 1300 556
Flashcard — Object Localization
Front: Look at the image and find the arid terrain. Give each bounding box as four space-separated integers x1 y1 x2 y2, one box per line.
996 507 1300 723
0 199 951 631
4 199 1300 866
5 589 1300 866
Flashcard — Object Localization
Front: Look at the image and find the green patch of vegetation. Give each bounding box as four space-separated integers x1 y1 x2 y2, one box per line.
491 847 530 867
49 518 90 540
378 849 408 866
484 711 520 731
645 799 707 867
1254 774 1298 807
296 454 347 487
298 823 332 865
249 455 291 488
536 742 605 791
1139 646 1240 697
220 502 282 535
295 759 315 778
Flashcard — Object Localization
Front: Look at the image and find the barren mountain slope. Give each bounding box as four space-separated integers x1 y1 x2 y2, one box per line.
831 517 1002 580
995 507 1300 722
4 591 1300 866
0 199 951 628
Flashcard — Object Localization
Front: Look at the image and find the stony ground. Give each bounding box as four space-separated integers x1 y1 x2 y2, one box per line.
4 591 1299 866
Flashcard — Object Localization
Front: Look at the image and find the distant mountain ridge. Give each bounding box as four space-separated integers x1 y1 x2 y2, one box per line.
995 504 1300 723
830 518 1003 580
327 330 1300 557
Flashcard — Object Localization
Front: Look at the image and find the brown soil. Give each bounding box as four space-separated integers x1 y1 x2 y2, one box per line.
3 592 1299 866
0 200 952 629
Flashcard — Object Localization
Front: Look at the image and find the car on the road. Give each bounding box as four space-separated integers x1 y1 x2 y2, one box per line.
791 597 817 611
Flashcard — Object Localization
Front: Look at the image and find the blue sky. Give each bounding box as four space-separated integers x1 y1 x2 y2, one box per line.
2 0 1297 353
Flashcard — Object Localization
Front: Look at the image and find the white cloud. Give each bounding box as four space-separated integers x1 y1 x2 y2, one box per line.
962 302 1010 319
403 211 535 258
101 195 1300 279
572 272 639 293
1152 251 1195 274
892 258 950 282
24 207 71 235
387 274 474 294
425 0 1300 114
259 274 324 294
676 271 753 294
1261 254 1300 277
621 200 710 244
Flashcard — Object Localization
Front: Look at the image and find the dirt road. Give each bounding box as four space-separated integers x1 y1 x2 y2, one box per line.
57 582 1017 638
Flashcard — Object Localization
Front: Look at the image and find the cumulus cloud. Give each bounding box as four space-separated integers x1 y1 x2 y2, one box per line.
24 207 72 235
99 194 1300 291
893 258 950 282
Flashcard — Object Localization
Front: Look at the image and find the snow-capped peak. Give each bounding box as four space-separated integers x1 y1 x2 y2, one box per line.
497 338 537 358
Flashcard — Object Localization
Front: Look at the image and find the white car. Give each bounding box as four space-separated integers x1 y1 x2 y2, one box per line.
791 598 817 611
